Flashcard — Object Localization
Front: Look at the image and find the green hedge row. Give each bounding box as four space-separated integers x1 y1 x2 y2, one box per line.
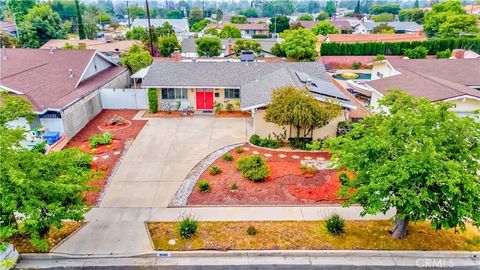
320 38 480 56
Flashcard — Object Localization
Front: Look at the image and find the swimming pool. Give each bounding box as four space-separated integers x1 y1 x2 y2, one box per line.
332 73 372 81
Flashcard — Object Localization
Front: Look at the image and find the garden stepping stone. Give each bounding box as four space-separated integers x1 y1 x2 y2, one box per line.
168 239 176 246
113 151 121 155
252 151 259 155
304 156 312 160
292 155 300 159
102 155 109 159
264 153 272 157
279 154 287 158
92 157 99 161
244 147 250 151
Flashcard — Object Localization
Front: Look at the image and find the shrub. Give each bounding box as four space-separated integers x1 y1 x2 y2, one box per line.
289 138 311 150
148 88 158 113
305 140 323 151
178 216 198 238
235 147 244 154
351 61 361 70
89 132 112 148
436 49 451 59
251 34 268 39
301 164 318 174
336 121 352 136
246 226 257 235
236 155 269 182
209 166 222 175
214 102 223 113
229 182 238 191
325 214 345 236
339 172 350 185
375 54 386 61
223 153 233 161
403 46 428 59
249 134 261 145
198 180 211 193
225 103 234 112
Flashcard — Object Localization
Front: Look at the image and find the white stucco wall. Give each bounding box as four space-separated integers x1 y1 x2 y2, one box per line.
81 55 114 82
371 62 401 80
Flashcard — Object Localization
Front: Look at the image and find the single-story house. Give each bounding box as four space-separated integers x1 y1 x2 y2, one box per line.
40 39 140 62
131 19 190 37
0 48 129 139
0 21 17 36
142 61 357 139
206 23 269 38
354 21 423 34
319 33 426 43
330 20 354 33
365 59 480 118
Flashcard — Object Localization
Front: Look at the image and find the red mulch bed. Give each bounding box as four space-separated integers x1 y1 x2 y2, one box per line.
186 145 345 206
65 110 147 205
215 111 252 118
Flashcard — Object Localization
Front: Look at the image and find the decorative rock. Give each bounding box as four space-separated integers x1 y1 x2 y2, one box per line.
92 157 99 161
113 151 121 155
279 154 287 158
301 160 331 170
317 157 325 161
252 151 259 155
304 156 312 160
168 239 176 246
264 153 272 157
292 155 300 159
244 147 250 151
102 155 109 159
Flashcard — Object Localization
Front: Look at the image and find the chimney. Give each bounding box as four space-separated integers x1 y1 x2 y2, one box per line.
227 43 234 55
68 69 73 78
173 49 181 62
452 49 465 59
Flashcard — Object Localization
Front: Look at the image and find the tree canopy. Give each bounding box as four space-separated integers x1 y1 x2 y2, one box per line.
369 4 401 15
372 23 395 34
316 12 329 21
265 86 341 138
327 90 480 239
0 93 91 251
399 9 425 24
188 8 203 27
262 0 295 17
298 13 313 21
6 0 36 22
311 21 339 36
238 8 259 18
230 15 248 24
280 28 318 61
18 5 66 48
219 24 241 38
233 39 262 56
424 0 479 38
372 13 394 22
324 0 336 17
269 15 290 34
120 44 153 73
195 36 222 57
157 35 181 57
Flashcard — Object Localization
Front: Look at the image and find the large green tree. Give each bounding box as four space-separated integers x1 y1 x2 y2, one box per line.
423 0 478 38
311 21 339 36
6 0 36 22
369 3 401 15
238 8 259 18
157 35 181 57
269 15 289 34
265 86 341 138
230 15 248 24
219 24 241 38
188 8 203 27
0 32 18 48
18 5 66 48
0 93 91 251
280 28 318 61
327 90 480 239
323 0 336 17
262 0 295 17
399 8 425 24
73 0 86 39
195 36 222 57
233 39 262 56
120 44 153 73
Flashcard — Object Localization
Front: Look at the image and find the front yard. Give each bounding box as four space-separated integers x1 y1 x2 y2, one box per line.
147 221 480 251
186 145 345 206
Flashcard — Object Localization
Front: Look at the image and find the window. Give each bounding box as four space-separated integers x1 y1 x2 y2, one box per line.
224 88 240 99
376 72 384 79
161 88 187 99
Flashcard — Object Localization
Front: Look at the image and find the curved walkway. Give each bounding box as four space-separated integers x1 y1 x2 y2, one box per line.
53 116 393 256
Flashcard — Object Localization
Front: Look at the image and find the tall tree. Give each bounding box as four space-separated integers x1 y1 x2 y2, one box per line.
269 15 289 34
327 90 480 239
120 44 153 73
74 0 85 39
157 35 181 57
18 5 66 48
195 36 222 57
188 8 203 27
354 0 361 15
6 0 36 23
414 0 419 9
424 0 477 38
262 0 294 17
324 0 336 17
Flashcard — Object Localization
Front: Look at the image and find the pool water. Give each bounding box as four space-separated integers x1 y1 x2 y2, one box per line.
333 73 372 81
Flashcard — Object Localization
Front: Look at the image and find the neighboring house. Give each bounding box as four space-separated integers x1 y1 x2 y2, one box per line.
131 19 190 37
180 37 279 58
247 17 270 24
354 22 423 34
142 61 357 139
206 23 269 38
330 20 354 33
0 48 129 139
296 20 317 29
464 5 480 15
40 39 140 62
0 21 17 37
366 59 480 118
320 33 426 43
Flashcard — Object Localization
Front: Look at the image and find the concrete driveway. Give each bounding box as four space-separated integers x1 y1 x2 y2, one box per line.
54 116 248 255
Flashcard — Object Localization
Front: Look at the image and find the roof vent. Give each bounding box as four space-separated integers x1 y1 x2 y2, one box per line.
68 69 73 78
49 47 54 54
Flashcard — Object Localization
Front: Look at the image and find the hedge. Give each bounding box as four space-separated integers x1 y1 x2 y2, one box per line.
320 38 480 56
148 88 158 113
251 34 269 39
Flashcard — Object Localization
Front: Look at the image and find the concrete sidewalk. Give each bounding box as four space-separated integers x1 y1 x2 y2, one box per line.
17 250 480 269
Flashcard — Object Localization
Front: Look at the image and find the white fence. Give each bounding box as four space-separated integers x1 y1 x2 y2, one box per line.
100 88 148 110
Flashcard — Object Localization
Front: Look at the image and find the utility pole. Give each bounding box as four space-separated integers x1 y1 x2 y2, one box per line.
126 1 131 27
145 0 155 56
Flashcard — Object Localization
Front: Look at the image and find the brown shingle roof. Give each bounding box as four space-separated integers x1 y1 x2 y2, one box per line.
367 59 480 101
0 48 127 112
211 23 268 31
297 20 317 29
40 39 140 53
323 33 426 43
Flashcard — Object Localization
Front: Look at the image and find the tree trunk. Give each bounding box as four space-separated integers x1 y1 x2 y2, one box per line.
392 217 409 239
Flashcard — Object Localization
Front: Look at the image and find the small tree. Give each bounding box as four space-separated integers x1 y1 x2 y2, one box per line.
403 46 428 59
120 44 153 73
327 90 480 239
372 23 395 34
372 13 394 22
269 15 290 34
195 37 222 57
219 24 241 38
230 15 248 24
316 12 329 21
311 21 339 36
125 27 148 40
298 13 313 21
280 28 318 61
233 39 262 56
265 86 341 139
157 35 181 57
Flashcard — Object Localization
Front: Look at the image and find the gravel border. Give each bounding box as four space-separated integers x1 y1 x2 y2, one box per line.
169 143 246 207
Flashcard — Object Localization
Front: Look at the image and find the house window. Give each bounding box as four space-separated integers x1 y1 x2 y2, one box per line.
224 89 240 99
376 72 384 79
161 88 187 99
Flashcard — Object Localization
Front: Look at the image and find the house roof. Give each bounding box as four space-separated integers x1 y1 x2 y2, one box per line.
211 23 268 31
180 37 279 54
0 49 127 112
323 33 426 43
366 59 480 101
40 39 140 53
131 19 189 33
359 21 422 32
330 20 352 30
142 61 355 110
297 20 317 29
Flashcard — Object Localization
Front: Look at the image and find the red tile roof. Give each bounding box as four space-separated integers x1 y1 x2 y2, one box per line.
323 33 426 43
40 39 140 53
211 23 268 31
0 48 127 112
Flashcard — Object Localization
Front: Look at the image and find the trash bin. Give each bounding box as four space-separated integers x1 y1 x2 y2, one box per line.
44 131 60 145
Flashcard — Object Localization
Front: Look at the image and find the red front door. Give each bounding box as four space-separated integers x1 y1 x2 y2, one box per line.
196 90 214 110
